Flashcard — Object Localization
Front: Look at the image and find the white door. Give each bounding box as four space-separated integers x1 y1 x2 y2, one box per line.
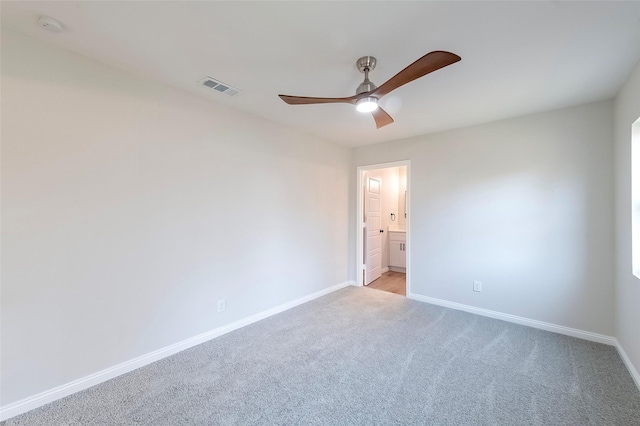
365 176 382 284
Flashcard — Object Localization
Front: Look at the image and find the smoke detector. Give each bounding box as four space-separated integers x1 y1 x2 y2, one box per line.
37 16 63 33
198 77 242 97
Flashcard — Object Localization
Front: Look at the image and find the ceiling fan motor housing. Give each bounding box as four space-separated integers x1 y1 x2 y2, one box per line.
356 80 377 95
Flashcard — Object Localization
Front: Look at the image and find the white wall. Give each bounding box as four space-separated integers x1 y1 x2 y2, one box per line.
352 101 615 336
614 59 640 378
0 30 350 405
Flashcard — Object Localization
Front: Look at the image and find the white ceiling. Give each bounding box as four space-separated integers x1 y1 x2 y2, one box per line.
2 1 640 147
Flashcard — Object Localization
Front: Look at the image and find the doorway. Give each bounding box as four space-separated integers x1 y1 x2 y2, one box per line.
357 161 410 297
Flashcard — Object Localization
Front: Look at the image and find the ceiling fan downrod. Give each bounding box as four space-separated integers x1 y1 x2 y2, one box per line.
356 56 377 95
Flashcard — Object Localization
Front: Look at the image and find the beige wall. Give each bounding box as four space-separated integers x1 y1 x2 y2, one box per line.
352 101 615 336
1 30 350 405
614 58 640 382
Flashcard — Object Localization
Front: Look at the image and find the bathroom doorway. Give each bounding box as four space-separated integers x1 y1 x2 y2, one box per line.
357 161 410 297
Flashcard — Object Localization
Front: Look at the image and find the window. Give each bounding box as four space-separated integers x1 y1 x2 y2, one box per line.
632 117 640 277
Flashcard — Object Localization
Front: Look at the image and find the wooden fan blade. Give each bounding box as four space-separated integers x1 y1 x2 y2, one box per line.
278 94 357 105
372 107 394 129
371 51 461 99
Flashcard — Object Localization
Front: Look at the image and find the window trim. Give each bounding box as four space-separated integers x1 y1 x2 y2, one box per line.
631 117 640 278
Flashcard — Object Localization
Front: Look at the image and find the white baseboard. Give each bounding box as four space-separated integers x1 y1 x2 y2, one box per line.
615 340 640 392
0 281 354 421
407 293 616 346
381 267 389 273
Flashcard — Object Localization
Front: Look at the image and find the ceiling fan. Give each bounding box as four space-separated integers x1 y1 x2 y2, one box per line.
278 51 461 129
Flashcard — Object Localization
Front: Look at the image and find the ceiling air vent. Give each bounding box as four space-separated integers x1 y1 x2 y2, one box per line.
198 77 242 97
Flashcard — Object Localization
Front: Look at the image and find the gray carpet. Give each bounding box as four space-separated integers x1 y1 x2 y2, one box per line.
3 286 640 425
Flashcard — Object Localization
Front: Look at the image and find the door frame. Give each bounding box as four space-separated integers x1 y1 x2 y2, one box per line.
356 160 411 296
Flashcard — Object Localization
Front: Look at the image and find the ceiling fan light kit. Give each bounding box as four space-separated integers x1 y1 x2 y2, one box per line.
278 51 461 129
356 97 379 113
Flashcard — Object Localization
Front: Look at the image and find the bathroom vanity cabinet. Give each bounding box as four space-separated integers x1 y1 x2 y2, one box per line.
389 230 406 270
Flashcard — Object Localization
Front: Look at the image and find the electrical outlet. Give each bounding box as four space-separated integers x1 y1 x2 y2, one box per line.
473 281 482 292
217 299 226 313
